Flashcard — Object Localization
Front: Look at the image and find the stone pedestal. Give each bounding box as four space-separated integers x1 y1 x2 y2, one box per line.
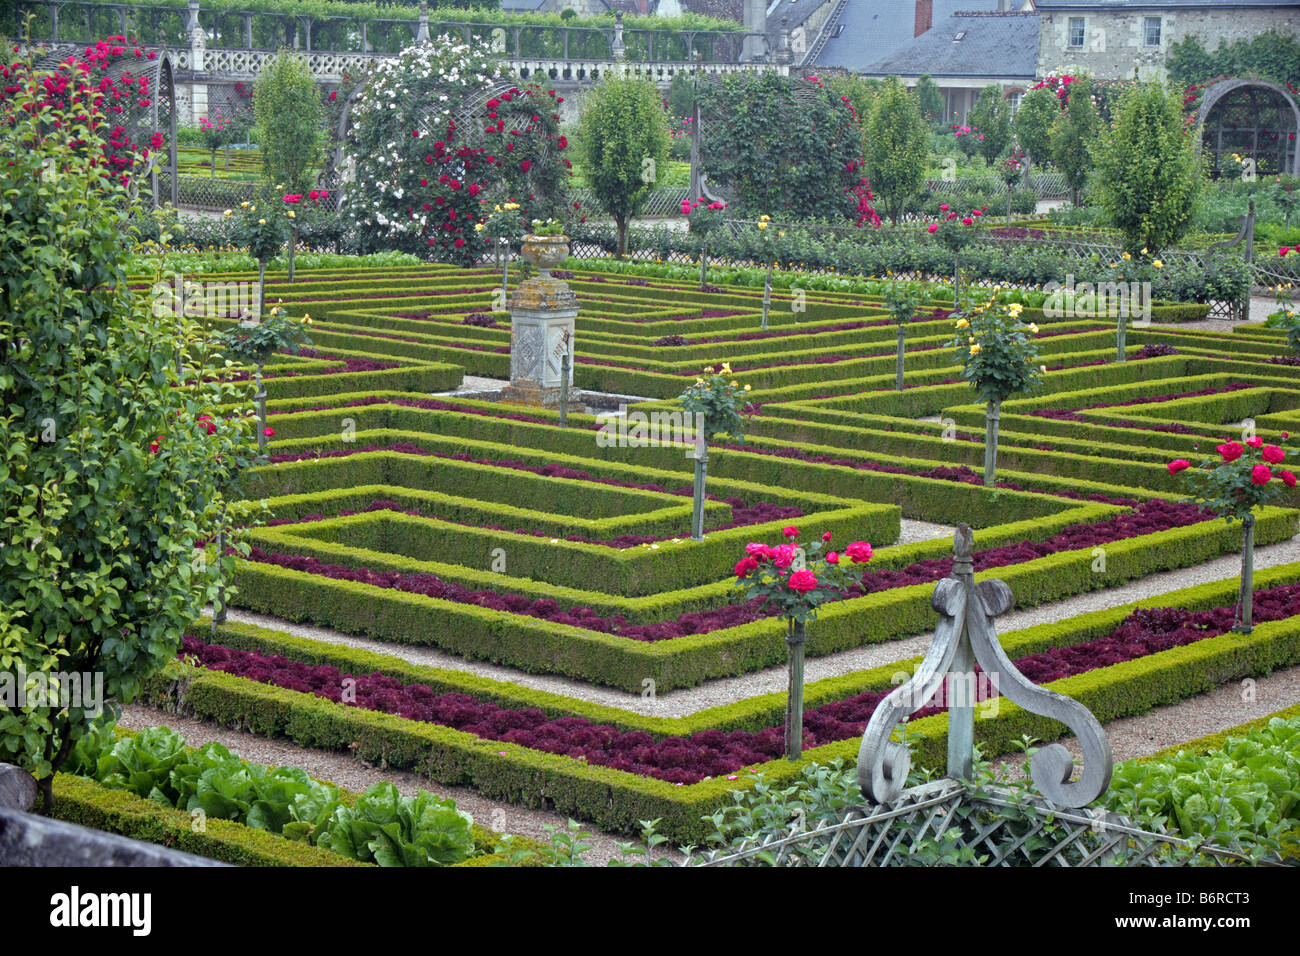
501 272 583 410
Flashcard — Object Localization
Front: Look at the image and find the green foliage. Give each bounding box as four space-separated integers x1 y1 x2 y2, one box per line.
698 73 864 221
967 86 1012 166
575 74 670 255
914 75 945 125
885 280 927 325
227 188 292 264
66 724 478 865
1107 715 1300 858
665 71 694 121
1013 86 1060 167
863 76 927 224
1175 438 1292 524
217 303 313 367
0 52 258 795
252 50 325 196
678 361 752 442
1091 82 1204 256
1167 30 1300 91
1050 78 1100 205
947 297 1045 405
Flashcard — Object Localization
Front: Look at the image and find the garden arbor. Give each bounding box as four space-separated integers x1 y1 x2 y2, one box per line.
1196 78 1300 177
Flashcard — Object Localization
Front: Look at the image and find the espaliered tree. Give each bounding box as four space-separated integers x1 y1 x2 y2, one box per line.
0 44 260 806
864 76 926 224
1051 77 1100 206
253 49 325 280
947 297 1045 486
575 73 670 256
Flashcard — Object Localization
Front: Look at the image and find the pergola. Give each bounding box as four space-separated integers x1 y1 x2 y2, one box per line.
1196 78 1300 178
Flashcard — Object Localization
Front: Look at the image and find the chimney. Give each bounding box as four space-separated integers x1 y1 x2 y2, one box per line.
914 0 933 37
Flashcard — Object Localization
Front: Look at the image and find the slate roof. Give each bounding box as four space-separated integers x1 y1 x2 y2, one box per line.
812 0 1008 72
856 10 1040 77
1035 0 1297 7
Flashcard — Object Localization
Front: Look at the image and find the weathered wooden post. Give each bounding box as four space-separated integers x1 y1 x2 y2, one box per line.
785 617 806 760
1236 513 1255 632
983 398 1000 487
858 524 1113 808
690 443 708 541
558 350 571 428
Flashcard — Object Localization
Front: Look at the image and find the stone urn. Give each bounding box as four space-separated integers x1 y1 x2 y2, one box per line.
519 234 570 276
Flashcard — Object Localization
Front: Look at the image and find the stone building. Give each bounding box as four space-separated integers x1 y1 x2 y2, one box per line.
1033 0 1300 81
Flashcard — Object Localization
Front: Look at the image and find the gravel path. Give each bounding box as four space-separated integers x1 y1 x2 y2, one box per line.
992 664 1300 782
223 531 1300 719
117 704 680 867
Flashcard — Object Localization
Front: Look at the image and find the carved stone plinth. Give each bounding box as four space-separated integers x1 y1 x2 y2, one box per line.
507 264 579 411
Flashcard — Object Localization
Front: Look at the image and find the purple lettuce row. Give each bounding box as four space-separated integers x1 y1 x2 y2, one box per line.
261 495 802 550
1030 382 1253 422
178 582 1300 784
245 498 1201 643
287 287 496 304
720 443 1138 506
1266 355 1300 367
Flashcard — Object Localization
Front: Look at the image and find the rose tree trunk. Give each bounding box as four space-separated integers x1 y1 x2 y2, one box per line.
983 397 1001 487
785 618 807 760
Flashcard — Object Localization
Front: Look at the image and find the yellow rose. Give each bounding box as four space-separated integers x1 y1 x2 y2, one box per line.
744 384 752 391
730 380 738 387
1121 252 1131 260
1028 322 1039 333
1040 365 1047 373
703 366 714 373
720 362 731 373
258 218 266 225
758 222 768 230
695 378 704 385
760 214 771 222
475 223 485 231
223 209 232 217
1141 247 1148 254
286 210 295 219
970 344 981 355
955 318 970 329
1152 259 1163 268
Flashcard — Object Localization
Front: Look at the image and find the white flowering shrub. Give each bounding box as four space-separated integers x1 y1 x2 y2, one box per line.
343 38 572 264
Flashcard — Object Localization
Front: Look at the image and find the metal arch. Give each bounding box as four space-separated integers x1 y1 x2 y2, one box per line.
1196 77 1300 176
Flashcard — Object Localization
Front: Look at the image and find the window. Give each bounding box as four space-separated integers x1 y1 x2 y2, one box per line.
1068 17 1085 48
1144 16 1161 48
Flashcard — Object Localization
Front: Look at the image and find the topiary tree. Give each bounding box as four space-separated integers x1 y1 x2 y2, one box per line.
968 86 1012 166
253 49 325 280
0 47 260 807
1091 82 1203 256
863 76 926 224
914 74 945 127
1051 77 1101 206
1013 85 1060 169
575 73 670 256
344 39 570 266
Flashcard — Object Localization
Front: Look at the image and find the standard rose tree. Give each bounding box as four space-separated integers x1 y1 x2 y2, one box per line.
735 528 874 759
1170 435 1296 631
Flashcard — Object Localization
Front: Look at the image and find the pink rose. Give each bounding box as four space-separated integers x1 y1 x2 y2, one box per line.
1282 247 1291 258
821 531 832 542
782 526 799 539
263 427 275 437
927 224 939 234
1246 436 1263 448
1167 459 1191 475
825 551 840 564
1281 470 1297 488
787 570 818 593
745 542 771 560
1262 445 1285 464
1217 442 1243 462
771 545 797 569
845 541 873 563
1251 464 1272 485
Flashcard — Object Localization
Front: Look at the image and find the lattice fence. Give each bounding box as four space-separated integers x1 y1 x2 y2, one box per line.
688 779 1259 867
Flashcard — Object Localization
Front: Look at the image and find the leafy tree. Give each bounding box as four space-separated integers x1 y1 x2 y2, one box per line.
914 75 945 126
1051 77 1100 206
864 77 926 224
827 73 881 125
0 49 259 806
575 74 670 255
968 86 1012 165
665 71 694 121
698 72 865 221
1091 82 1203 256
1013 86 1060 168
253 49 325 279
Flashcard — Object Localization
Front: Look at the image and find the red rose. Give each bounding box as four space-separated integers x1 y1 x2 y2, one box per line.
962 216 973 226
927 224 939 234
1167 459 1191 474
1251 464 1272 485
770 544 797 569
745 542 771 560
782 526 799 539
263 427 274 437
1281 247 1291 258
1217 442 1243 462
1262 445 1285 463
787 570 818 593
149 436 161 453
735 555 759 578
1246 436 1263 448
821 531 832 542
1281 470 1297 488
825 551 840 564
520 159 531 172
845 541 873 563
